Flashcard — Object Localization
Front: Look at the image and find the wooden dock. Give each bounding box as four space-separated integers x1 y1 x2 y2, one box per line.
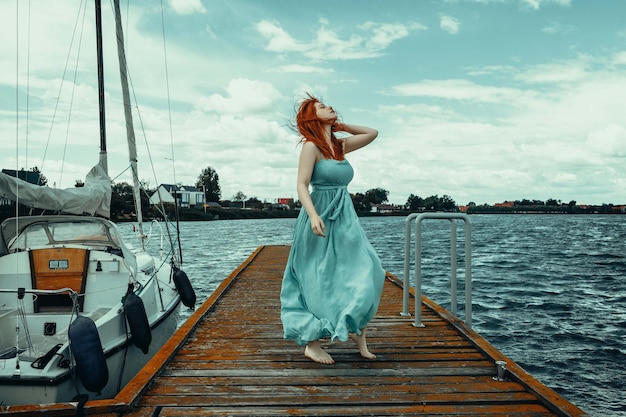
2 245 587 416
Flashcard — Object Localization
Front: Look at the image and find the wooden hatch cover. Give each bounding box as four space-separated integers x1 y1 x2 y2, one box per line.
29 248 89 312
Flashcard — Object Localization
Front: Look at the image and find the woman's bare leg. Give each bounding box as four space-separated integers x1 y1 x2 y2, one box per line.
350 329 376 359
304 340 335 364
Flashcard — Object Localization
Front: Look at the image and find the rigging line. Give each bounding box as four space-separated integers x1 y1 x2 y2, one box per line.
25 0 31 172
14 0 20 218
18 297 35 354
14 1 21 367
59 3 89 187
160 0 177 186
160 0 184 266
41 0 88 175
110 165 132 182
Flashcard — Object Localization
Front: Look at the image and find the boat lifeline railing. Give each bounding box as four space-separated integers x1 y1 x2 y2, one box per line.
402 212 472 327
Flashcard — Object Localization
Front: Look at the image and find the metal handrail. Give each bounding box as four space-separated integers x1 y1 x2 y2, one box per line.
402 212 472 327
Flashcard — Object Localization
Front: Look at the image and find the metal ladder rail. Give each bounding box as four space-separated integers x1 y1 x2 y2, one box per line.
402 212 472 327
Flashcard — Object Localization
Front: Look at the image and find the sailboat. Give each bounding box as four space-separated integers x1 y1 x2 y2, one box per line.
0 0 195 406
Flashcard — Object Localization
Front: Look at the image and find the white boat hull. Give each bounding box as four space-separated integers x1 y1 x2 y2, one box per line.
0 216 188 406
0 303 178 405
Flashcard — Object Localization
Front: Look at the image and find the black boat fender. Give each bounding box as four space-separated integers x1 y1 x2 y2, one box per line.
123 284 152 354
173 266 196 310
69 315 109 394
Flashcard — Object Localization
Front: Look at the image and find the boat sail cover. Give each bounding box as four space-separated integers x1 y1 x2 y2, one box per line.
0 162 111 218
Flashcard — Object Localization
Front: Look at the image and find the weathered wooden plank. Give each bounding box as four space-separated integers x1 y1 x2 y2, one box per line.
174 344 480 353
169 351 487 362
149 404 556 417
147 374 520 389
160 365 496 378
136 387 538 409
146 379 528 396
164 353 493 365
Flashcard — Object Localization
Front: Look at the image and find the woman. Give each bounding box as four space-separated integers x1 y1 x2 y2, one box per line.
280 94 385 364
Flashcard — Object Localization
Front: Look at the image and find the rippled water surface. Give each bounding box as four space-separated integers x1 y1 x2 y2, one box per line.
123 214 625 416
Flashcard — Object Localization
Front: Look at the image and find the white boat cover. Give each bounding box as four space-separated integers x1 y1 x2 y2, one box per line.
0 162 111 218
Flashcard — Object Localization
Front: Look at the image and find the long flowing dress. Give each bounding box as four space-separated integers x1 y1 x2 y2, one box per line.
280 158 385 346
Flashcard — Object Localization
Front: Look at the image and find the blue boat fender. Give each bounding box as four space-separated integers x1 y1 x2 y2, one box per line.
173 267 196 310
69 315 109 394
123 284 152 354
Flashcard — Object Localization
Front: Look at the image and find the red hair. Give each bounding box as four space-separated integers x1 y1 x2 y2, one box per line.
296 94 345 161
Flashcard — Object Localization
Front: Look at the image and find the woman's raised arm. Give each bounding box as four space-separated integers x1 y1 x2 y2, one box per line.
335 124 378 154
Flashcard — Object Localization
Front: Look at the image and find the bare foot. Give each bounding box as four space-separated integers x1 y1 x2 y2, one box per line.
350 330 376 360
304 341 335 364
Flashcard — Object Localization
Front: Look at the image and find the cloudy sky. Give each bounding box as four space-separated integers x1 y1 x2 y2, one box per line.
2 0 625 206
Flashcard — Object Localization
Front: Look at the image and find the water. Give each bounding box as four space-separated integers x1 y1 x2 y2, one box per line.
122 214 625 416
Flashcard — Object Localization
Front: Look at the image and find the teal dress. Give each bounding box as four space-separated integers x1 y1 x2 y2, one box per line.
280 158 385 346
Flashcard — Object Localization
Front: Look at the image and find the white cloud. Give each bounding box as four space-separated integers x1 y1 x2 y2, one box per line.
270 64 333 74
162 111 298 200
440 16 460 34
359 22 413 48
515 59 591 84
388 79 527 104
255 19 424 61
169 0 206 15
586 124 626 158
613 51 626 66
308 25 370 60
521 0 541 9
541 21 576 34
454 0 571 10
255 20 307 54
205 24 217 39
521 0 571 9
195 79 283 115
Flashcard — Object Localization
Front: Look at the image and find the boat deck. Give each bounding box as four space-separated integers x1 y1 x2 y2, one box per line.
3 245 587 416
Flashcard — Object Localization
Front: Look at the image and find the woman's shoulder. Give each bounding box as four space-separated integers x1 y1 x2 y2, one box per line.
301 141 323 160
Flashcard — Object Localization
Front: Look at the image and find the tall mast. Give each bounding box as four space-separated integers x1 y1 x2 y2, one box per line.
95 0 108 174
112 0 145 248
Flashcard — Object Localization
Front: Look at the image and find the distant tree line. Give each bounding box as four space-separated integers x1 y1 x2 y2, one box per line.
465 199 623 214
405 194 457 212
2 166 622 222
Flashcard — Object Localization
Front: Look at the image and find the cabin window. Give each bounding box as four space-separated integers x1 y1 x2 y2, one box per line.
49 222 108 242
9 224 50 250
